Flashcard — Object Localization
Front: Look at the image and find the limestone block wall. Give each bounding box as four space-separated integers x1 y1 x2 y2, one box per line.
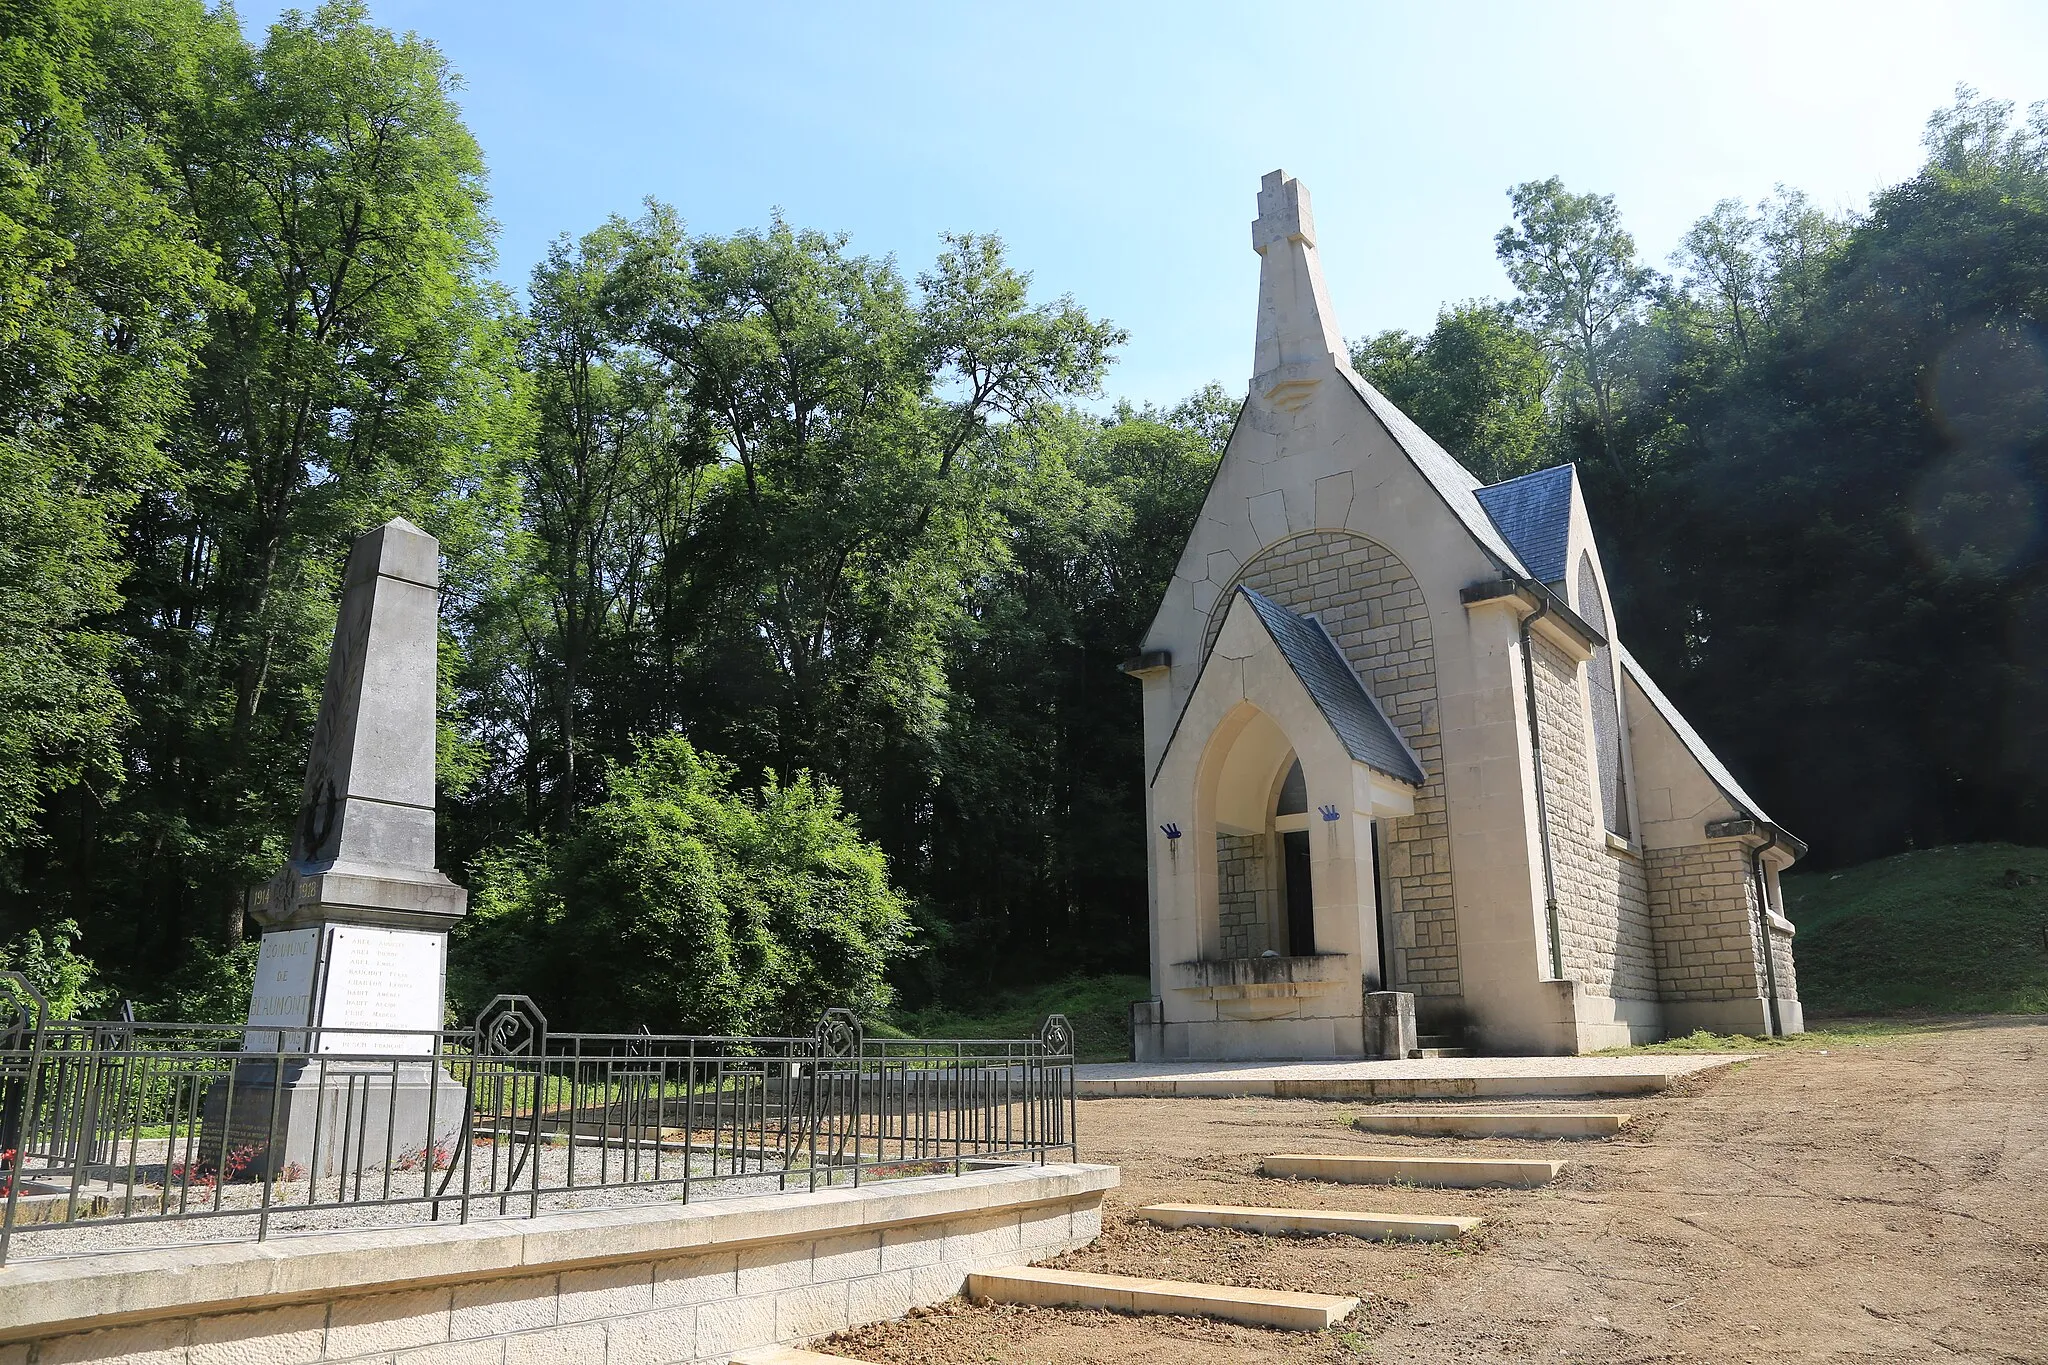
1768 924 1799 1000
1215 833 1271 958
1207 531 1457 995
1530 635 1658 999
1645 842 1766 1000
0 1165 1115 1365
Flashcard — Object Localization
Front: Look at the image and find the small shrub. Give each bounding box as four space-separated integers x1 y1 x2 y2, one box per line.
0 920 109 1020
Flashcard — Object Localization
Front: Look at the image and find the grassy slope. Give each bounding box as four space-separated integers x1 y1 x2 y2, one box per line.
881 974 1148 1063
1783 842 2048 1016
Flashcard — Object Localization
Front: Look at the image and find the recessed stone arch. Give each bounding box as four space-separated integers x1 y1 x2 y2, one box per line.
1201 530 1458 997
1193 701 1304 959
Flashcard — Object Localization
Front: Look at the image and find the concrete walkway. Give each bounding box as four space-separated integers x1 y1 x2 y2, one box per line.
1075 1053 1748 1100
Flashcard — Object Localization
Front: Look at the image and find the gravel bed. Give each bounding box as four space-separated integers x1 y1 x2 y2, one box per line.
1 1137 838 1262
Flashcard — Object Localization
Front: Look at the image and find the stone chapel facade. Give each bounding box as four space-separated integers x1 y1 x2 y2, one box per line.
1126 172 1804 1059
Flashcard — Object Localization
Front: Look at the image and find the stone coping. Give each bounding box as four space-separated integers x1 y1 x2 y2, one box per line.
1078 1054 1748 1098
1080 1054 1746 1082
0 1162 1118 1344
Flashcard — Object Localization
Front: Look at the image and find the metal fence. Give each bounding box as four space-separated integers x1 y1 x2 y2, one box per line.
0 975 1076 1265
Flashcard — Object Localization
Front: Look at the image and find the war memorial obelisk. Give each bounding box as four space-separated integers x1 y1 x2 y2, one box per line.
208 518 469 1175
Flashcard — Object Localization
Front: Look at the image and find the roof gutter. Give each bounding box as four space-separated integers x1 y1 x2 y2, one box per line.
1704 816 1809 864
1751 825 1784 1037
1459 577 1605 652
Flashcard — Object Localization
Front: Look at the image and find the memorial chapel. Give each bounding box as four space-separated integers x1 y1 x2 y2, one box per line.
1125 172 1805 1059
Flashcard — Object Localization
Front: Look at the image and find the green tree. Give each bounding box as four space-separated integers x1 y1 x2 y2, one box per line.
1351 303 1553 482
16 1 522 986
460 217 1128 843
0 0 215 864
1495 177 1653 476
1677 199 1767 358
1616 87 2048 863
909 397 1224 996
517 215 695 825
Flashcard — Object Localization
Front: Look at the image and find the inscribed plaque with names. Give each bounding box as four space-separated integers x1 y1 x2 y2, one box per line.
316 925 445 1055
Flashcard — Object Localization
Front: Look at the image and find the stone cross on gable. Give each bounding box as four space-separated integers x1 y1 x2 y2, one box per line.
1249 170 1344 395
1252 170 1318 255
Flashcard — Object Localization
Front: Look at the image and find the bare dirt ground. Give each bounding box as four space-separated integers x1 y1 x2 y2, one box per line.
826 1016 2048 1364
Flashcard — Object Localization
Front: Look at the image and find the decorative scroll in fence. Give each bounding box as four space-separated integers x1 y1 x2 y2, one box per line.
0 986 1076 1265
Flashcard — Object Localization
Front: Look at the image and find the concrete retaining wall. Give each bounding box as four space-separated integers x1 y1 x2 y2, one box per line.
0 1163 1115 1365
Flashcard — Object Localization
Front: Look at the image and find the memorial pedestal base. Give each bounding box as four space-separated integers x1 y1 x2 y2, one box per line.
200 1058 467 1181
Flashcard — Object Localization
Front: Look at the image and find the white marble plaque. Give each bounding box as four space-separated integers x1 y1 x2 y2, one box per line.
243 927 321 1052
315 925 445 1055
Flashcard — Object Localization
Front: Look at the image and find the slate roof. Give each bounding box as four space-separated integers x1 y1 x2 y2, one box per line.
1473 463 1577 585
1338 369 1535 578
1240 587 1427 787
1614 641 1773 824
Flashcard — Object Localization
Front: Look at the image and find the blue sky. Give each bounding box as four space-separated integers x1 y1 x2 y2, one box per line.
237 1 2048 406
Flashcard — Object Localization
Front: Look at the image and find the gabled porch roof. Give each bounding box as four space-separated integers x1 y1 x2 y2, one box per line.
1236 588 1426 787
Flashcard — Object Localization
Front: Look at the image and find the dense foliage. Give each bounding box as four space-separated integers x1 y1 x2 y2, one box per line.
4 0 2046 1024
452 737 911 1034
1358 91 2048 866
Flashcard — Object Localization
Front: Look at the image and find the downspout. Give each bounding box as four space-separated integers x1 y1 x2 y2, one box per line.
1750 827 1784 1036
1519 592 1565 981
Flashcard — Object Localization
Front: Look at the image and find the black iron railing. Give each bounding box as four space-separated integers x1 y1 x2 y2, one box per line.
0 974 1076 1264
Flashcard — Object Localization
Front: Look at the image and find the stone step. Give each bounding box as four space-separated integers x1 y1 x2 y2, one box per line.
1139 1202 1480 1242
1408 1047 1471 1059
967 1265 1360 1331
1076 1070 1687 1100
1263 1152 1565 1188
1352 1111 1632 1140
728 1348 858 1364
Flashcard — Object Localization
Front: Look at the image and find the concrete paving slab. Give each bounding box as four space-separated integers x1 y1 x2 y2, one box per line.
968 1265 1358 1331
1076 1054 1745 1100
1138 1202 1480 1241
1350 1111 1632 1139
1263 1153 1565 1188
729 1347 859 1364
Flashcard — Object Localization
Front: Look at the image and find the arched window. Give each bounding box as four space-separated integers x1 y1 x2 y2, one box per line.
1274 758 1314 955
1276 758 1307 817
1577 555 1631 839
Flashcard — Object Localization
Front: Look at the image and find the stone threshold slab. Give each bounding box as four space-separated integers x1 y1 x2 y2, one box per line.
1083 1074 1674 1099
1139 1202 1479 1241
968 1265 1358 1331
1350 1111 1633 1139
0 1162 1118 1343
1263 1153 1565 1188
1077 1054 1746 1100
